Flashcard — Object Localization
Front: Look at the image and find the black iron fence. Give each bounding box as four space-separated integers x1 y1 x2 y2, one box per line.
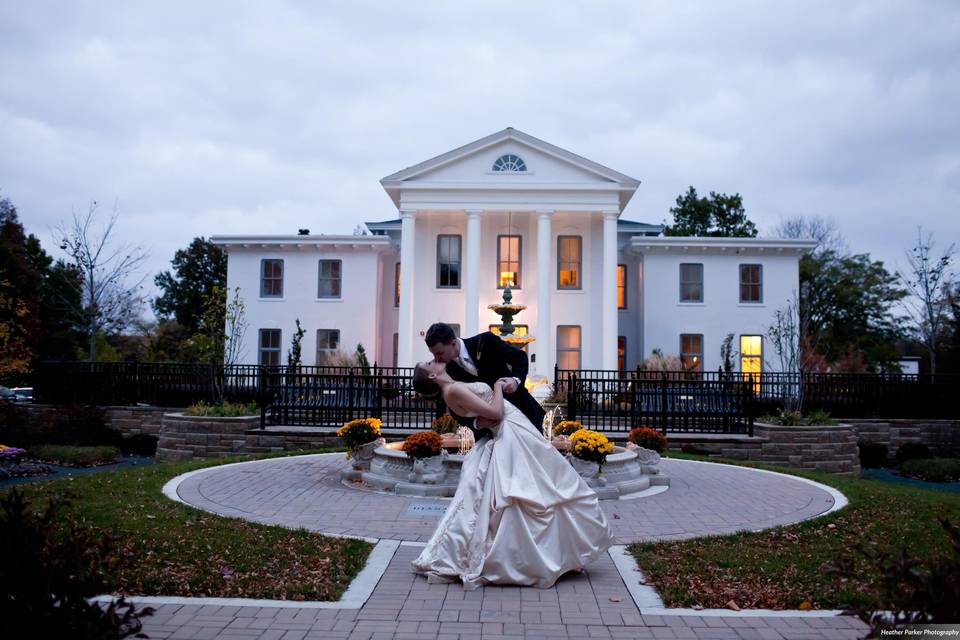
33 362 960 433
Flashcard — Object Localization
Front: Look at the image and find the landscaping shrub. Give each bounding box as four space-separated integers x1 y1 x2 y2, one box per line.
803 410 836 426
28 445 120 467
858 440 889 468
899 458 960 483
628 426 668 453
121 433 158 456
0 489 153 638
183 400 259 417
402 431 444 459
896 442 933 466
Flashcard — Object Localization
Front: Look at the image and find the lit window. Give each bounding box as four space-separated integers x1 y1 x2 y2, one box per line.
258 329 281 366
617 264 627 309
740 264 763 303
740 335 762 391
492 154 527 172
679 263 703 302
260 259 283 298
557 236 582 289
557 325 581 369
618 336 627 371
394 262 400 307
497 235 522 288
437 235 462 288
680 334 703 372
318 260 341 298
316 329 340 364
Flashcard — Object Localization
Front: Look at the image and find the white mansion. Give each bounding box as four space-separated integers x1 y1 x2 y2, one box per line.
212 128 815 379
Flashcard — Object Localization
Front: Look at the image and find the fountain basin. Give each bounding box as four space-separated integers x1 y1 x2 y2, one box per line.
346 441 670 499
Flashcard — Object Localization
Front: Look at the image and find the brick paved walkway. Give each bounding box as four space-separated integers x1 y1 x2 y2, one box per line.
171 454 841 543
139 545 869 639
135 454 868 639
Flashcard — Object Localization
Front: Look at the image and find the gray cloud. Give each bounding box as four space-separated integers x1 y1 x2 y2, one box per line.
1 1 958 319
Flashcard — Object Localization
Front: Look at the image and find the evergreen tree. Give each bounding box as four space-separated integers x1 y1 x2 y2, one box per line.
664 186 758 237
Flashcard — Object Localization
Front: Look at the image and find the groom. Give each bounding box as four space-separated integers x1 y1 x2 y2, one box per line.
425 322 546 438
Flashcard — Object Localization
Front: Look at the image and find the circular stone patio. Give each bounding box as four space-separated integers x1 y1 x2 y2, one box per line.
166 453 845 544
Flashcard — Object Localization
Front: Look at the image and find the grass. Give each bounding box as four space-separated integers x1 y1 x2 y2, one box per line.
629 451 960 611
28 445 120 466
3 448 373 601
899 457 960 483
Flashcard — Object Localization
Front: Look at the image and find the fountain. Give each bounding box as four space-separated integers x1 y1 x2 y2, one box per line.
342 281 670 499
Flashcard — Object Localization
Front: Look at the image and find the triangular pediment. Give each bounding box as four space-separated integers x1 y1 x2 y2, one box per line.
380 128 640 209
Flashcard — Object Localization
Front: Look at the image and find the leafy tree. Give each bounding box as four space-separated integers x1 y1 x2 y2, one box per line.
153 237 227 334
800 250 907 369
663 186 758 237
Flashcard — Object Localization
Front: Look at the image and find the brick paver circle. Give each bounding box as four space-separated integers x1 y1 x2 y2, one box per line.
171 453 842 543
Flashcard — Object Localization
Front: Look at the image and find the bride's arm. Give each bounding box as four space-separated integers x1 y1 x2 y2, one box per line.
445 381 505 422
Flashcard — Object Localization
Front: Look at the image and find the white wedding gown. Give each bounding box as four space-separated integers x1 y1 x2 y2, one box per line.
410 381 615 590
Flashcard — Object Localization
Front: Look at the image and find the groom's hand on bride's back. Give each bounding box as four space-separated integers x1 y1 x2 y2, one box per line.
496 377 518 393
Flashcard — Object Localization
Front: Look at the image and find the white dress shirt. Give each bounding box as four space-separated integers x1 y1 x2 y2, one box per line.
457 337 522 388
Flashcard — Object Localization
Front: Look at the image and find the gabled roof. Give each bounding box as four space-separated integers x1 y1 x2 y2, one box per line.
380 127 641 210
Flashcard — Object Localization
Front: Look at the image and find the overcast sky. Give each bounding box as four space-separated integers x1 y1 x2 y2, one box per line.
2 1 958 317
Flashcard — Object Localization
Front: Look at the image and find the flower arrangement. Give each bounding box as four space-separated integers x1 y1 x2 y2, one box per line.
0 445 26 464
431 414 461 435
569 429 614 469
553 420 583 437
402 431 444 460
627 427 668 453
336 418 382 453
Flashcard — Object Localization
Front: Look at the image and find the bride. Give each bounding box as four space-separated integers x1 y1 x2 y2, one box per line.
408 359 615 590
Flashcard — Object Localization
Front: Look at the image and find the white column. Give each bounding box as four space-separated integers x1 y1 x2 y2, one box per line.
464 210 482 337
398 210 416 367
536 210 552 378
602 211 619 370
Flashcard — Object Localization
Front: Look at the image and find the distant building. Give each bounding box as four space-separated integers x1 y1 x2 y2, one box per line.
213 128 815 378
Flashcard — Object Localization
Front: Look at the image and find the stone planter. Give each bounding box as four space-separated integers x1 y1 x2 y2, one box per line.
408 450 448 484
351 437 386 471
568 455 607 486
626 443 663 474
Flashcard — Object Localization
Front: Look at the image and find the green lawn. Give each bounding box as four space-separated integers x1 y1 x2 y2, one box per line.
28 444 121 466
3 449 373 601
630 451 960 611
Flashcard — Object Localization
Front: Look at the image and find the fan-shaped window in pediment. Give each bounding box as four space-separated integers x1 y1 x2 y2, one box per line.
492 154 527 172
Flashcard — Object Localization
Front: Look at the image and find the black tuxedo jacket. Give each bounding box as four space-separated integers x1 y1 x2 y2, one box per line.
445 332 546 437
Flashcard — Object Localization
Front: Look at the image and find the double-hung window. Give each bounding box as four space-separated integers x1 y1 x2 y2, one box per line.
260 259 283 298
316 329 340 363
557 236 582 289
557 325 582 369
259 329 281 366
739 264 763 303
617 264 627 309
318 260 341 298
680 334 703 372
497 235 521 288
437 235 461 288
679 263 703 302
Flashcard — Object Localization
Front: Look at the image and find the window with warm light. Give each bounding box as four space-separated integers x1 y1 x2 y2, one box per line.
497 235 521 288
437 235 461 288
617 264 627 309
557 325 581 369
557 236 582 289
740 264 763 303
740 335 763 390
618 336 626 371
680 334 703 372
394 262 400 307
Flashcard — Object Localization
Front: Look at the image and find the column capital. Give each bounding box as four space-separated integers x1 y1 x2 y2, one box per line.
536 209 554 219
399 209 417 220
465 209 482 218
602 210 620 220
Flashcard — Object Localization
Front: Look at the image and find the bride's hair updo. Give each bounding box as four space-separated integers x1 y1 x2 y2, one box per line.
412 363 441 399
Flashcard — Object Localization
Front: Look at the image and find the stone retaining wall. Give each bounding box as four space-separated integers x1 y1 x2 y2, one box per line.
156 413 343 461
21 404 174 437
665 422 861 475
847 419 960 461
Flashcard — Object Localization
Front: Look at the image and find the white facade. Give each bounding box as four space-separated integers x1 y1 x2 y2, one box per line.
213 128 816 378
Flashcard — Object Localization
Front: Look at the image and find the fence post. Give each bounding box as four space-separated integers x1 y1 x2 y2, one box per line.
373 362 382 421
348 370 355 423
568 372 578 421
259 365 267 430
659 372 668 435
